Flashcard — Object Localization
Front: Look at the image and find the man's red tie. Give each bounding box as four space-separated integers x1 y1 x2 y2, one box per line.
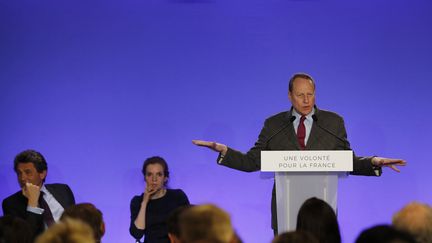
297 116 306 150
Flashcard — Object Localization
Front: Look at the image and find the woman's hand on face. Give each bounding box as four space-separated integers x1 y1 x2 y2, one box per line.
143 185 157 203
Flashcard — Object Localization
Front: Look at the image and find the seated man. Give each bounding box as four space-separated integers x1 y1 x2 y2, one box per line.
2 149 75 240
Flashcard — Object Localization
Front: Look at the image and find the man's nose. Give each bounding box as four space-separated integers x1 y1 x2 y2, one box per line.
19 174 26 181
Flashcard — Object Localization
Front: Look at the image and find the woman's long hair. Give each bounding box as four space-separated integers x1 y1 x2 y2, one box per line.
296 197 341 243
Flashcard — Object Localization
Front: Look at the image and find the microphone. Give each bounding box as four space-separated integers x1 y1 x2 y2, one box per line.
263 116 296 148
312 114 350 150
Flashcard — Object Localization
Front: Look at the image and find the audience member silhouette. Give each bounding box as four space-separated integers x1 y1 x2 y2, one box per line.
355 224 416 243
60 203 105 243
392 201 432 243
179 204 238 243
35 218 95 243
0 215 33 243
272 230 318 243
296 197 341 243
166 205 194 243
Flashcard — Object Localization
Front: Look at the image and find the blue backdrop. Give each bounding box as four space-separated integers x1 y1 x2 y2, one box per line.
1 1 431 242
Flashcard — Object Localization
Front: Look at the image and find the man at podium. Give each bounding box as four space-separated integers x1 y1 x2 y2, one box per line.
193 72 406 233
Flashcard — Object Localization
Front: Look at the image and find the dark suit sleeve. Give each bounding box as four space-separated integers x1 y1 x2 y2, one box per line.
352 155 381 176
2 194 45 240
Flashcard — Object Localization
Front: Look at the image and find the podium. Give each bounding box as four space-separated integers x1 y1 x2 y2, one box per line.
261 150 353 232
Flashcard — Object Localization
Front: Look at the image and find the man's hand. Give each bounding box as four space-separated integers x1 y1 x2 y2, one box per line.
22 182 41 207
192 140 228 156
372 157 407 172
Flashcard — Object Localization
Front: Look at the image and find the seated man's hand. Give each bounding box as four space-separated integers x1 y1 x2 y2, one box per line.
22 183 41 207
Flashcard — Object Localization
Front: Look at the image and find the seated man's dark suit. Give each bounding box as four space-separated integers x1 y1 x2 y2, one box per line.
2 183 75 238
218 107 380 230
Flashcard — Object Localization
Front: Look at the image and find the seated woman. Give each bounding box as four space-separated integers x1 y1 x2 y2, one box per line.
130 156 190 243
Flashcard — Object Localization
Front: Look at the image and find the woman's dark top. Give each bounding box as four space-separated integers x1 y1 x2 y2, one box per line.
129 189 190 243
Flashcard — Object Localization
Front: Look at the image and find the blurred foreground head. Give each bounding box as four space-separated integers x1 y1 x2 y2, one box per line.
35 218 95 243
272 230 318 243
179 204 237 243
0 215 33 243
392 201 432 243
61 203 105 243
355 224 416 243
296 197 341 243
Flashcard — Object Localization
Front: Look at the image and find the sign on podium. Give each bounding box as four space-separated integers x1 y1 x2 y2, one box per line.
261 150 353 232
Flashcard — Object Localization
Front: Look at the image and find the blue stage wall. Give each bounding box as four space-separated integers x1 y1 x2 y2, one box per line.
1 1 431 242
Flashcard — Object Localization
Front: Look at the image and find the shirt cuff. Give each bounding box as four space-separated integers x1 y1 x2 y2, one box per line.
371 156 382 176
27 205 44 214
373 167 382 176
217 153 225 164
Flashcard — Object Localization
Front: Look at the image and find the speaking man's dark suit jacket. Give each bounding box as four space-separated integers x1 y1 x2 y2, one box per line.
218 107 381 230
2 183 75 239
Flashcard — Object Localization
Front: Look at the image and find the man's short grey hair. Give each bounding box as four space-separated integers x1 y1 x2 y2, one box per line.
392 202 432 243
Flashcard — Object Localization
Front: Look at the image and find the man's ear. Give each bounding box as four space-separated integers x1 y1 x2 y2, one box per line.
100 222 106 236
40 170 47 181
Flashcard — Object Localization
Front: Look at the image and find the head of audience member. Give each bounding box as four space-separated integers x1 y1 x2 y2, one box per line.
392 201 432 243
0 215 33 243
13 149 48 188
288 73 316 116
296 197 341 243
60 203 105 243
272 230 318 243
142 156 170 192
167 205 194 243
179 204 237 243
34 218 95 243
355 224 417 243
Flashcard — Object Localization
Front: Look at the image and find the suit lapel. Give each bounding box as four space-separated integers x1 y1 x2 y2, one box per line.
282 126 301 149
306 123 319 149
282 110 301 150
45 184 66 208
306 107 323 150
16 192 30 216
